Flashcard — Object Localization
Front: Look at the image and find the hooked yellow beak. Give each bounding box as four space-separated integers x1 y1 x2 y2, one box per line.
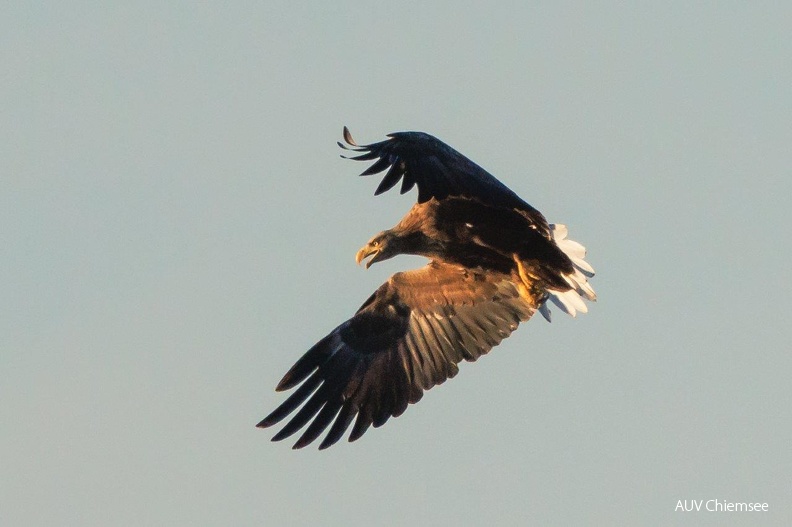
355 243 381 269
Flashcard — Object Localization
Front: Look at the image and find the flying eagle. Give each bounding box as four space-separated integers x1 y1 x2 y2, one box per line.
258 127 596 449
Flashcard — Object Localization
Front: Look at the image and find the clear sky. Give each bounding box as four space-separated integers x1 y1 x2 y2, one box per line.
3 2 791 526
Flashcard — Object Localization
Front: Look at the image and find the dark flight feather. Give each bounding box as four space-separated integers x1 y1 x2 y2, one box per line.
340 126 550 238
258 263 535 449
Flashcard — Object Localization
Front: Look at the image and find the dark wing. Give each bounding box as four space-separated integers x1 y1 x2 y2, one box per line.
339 127 550 236
257 261 535 449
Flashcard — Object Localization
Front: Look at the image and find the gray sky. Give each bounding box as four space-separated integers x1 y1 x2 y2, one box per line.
3 2 791 526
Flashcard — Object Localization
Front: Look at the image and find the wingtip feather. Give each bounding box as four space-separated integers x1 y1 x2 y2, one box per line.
292 438 310 450
343 126 357 146
275 374 295 392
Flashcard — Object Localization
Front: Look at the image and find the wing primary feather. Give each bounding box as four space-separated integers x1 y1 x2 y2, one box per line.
374 163 404 195
270 382 333 442
408 384 424 404
413 157 444 203
369 355 394 428
271 351 353 440
270 394 325 441
337 139 368 152
384 349 410 421
373 412 391 428
346 150 381 161
319 401 358 450
344 362 380 437
257 370 323 428
339 359 366 401
275 334 339 391
292 398 344 449
342 126 357 146
372 373 394 427
359 155 392 176
400 172 416 194
349 409 372 442
421 156 452 201
295 354 359 445
385 350 410 418
391 375 410 418
338 144 367 154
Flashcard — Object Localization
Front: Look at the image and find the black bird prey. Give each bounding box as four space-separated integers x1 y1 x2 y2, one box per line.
258 127 596 449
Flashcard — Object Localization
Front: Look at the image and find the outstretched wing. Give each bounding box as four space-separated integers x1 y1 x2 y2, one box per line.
257 261 536 449
339 127 549 236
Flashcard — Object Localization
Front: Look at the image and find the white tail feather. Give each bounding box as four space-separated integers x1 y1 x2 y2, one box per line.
542 224 596 321
550 292 577 317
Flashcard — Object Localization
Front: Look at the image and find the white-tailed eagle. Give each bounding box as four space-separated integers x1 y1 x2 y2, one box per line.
257 128 596 449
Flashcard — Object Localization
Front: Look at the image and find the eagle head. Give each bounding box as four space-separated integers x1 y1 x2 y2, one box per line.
356 230 399 269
